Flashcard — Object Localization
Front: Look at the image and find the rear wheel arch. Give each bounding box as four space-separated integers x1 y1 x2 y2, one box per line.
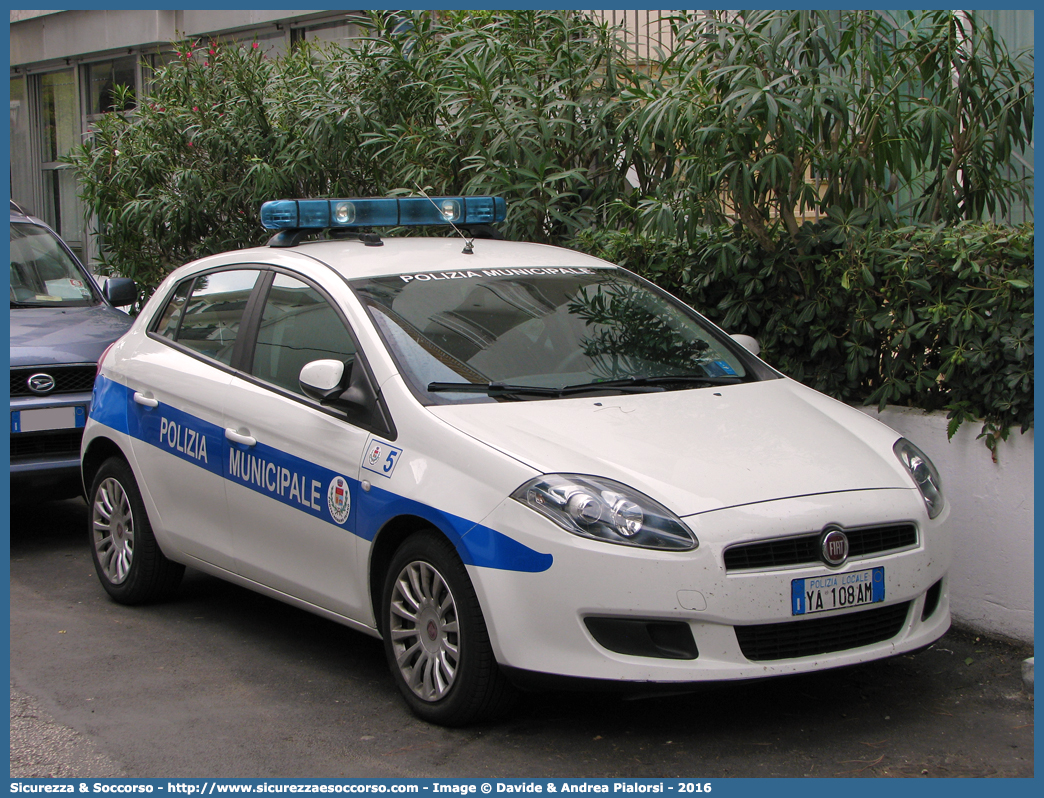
82 436 130 495
88 455 185 604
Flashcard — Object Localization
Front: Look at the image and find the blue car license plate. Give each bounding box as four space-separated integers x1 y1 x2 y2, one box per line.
791 566 885 615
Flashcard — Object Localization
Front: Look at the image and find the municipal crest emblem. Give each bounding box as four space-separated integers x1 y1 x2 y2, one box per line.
327 476 351 524
367 443 383 467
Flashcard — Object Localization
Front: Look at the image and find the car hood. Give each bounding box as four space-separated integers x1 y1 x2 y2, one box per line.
428 379 911 517
10 305 133 367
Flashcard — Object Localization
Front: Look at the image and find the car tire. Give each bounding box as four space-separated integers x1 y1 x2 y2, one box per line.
88 457 184 605
381 530 516 726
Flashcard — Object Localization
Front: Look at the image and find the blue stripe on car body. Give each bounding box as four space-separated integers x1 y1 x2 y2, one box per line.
89 375 552 573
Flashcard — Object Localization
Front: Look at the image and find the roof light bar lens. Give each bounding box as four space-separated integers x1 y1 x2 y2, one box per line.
343 200 399 228
399 197 460 225
332 201 354 225
297 200 331 229
260 196 506 230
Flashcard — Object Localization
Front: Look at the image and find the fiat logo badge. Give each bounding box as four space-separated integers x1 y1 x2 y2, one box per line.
28 373 56 395
820 526 849 566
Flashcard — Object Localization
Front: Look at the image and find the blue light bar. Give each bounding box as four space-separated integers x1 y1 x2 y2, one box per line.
260 196 506 230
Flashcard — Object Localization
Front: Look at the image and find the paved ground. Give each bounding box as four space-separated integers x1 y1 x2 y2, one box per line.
10 687 126 778
10 498 1035 779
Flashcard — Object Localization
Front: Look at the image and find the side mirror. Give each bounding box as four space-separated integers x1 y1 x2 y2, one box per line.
299 359 349 403
730 333 761 356
104 277 137 307
300 356 393 437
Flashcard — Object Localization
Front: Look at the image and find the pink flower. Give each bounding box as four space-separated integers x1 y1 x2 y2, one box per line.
252 42 259 49
193 106 199 112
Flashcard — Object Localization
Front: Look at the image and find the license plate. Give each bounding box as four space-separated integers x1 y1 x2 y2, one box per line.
11 406 86 433
791 567 885 615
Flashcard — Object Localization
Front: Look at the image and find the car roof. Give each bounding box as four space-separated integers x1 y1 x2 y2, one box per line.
194 236 615 282
10 201 47 226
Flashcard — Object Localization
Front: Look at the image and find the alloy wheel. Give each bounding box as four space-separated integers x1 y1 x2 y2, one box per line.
388 560 460 701
92 477 135 585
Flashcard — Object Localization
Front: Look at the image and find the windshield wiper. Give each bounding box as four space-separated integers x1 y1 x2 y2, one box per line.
572 374 744 389
428 373 743 399
10 298 93 308
428 381 571 398
427 378 697 399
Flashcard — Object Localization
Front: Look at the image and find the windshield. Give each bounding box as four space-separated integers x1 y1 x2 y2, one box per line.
10 222 98 307
352 266 768 403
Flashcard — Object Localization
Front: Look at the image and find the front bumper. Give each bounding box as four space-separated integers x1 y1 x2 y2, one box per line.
469 487 951 683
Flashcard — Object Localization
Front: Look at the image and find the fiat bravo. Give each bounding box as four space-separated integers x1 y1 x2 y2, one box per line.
81 196 951 726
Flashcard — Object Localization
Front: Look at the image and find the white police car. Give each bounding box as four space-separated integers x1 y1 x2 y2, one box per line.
82 196 951 726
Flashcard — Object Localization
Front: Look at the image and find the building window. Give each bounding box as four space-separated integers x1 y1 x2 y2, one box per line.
35 68 85 260
293 17 364 48
10 75 33 207
84 57 138 117
39 69 77 165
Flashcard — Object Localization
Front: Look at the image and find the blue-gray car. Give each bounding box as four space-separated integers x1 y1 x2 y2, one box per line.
9 201 136 500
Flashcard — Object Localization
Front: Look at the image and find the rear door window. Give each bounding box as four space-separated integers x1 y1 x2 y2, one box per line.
154 269 261 366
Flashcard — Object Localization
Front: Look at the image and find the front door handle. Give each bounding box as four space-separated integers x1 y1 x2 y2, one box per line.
225 428 257 447
133 391 158 408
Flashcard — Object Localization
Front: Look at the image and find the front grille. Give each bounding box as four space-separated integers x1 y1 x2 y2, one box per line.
11 365 97 397
724 524 918 571
10 428 84 460
735 602 911 661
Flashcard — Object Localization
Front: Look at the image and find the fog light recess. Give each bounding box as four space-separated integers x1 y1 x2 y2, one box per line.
584 617 698 660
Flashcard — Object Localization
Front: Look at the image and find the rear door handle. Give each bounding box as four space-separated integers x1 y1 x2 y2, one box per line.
225 428 257 447
133 391 158 408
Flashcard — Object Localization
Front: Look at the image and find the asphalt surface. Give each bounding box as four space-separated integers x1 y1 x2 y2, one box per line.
9 497 1035 779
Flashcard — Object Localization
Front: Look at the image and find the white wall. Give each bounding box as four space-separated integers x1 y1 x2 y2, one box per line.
858 406 1034 643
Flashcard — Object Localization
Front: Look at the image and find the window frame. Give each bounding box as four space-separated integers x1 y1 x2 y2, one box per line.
146 264 395 436
244 269 360 400
148 266 266 368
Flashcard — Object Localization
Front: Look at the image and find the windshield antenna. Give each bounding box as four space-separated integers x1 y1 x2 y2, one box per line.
415 185 476 254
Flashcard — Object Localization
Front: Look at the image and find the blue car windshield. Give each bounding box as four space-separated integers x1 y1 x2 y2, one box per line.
351 266 763 404
10 222 98 308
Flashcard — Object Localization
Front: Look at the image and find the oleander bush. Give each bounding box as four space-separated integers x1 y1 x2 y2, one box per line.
68 38 387 294
572 221 1033 453
68 10 641 294
67 10 1033 446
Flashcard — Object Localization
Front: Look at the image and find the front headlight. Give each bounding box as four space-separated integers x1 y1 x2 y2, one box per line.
511 474 697 551
893 438 945 519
